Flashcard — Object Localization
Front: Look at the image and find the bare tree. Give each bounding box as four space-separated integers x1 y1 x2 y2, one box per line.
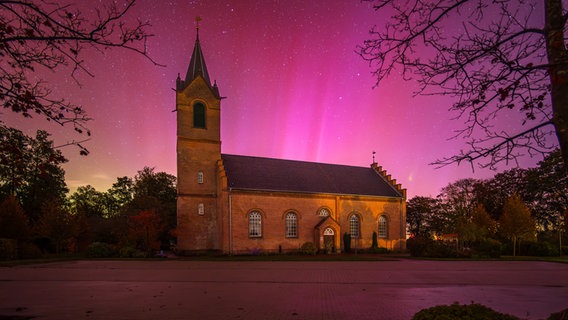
0 0 157 154
358 0 568 172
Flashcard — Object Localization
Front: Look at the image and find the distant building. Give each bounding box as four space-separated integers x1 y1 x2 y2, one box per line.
175 27 406 254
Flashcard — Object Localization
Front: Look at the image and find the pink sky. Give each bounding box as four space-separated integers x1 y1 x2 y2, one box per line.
4 0 548 198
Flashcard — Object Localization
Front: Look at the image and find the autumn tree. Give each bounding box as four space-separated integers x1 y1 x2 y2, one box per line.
1 0 155 152
35 200 75 253
128 209 163 256
499 194 536 256
0 196 30 243
359 0 568 171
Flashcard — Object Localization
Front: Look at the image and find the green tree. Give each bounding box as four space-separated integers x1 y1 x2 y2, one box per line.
406 196 438 237
524 150 567 229
0 125 68 223
1 0 154 152
69 185 109 218
359 0 568 171
128 167 176 248
499 195 536 256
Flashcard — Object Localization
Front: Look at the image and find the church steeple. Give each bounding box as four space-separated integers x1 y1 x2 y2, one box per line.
182 17 211 88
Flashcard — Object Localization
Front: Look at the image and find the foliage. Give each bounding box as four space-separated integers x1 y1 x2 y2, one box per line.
412 303 520 320
472 239 502 259
503 240 559 257
406 196 438 237
1 0 155 151
34 200 75 254
0 238 17 260
343 233 351 253
85 242 116 258
500 195 536 256
548 308 568 320
0 126 68 222
300 242 317 255
406 236 434 257
127 210 163 256
0 196 30 242
359 0 568 170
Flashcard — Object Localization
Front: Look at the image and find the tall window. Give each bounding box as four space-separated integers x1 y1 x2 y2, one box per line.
193 102 206 128
249 211 262 238
349 214 360 238
285 212 297 238
378 215 388 238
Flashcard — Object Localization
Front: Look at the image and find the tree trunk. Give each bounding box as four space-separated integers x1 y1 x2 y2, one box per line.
545 0 568 172
512 237 517 257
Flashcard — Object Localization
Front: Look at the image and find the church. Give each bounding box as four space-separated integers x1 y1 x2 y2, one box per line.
175 26 407 255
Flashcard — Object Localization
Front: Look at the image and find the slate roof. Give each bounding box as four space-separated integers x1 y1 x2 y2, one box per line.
184 34 211 87
221 154 403 198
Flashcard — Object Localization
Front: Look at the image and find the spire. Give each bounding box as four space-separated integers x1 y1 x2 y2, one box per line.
184 16 211 87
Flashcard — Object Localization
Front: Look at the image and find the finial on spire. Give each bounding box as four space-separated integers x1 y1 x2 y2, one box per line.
195 16 202 38
372 151 376 163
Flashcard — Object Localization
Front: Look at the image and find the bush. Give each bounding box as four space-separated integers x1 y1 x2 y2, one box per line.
473 239 501 258
343 233 351 253
412 303 520 320
523 241 559 256
0 238 17 260
85 242 116 258
368 246 389 254
300 242 317 255
548 308 568 320
18 242 43 259
119 246 145 258
407 236 434 257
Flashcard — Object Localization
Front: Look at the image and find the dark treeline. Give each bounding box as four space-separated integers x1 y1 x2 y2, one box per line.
407 150 567 257
0 125 176 259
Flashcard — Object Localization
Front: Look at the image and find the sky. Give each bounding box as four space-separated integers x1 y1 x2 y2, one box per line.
3 0 550 198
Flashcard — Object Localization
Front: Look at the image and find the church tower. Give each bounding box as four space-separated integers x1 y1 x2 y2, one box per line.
176 22 222 252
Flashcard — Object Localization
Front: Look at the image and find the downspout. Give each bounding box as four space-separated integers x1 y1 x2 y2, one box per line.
229 190 233 256
400 198 404 251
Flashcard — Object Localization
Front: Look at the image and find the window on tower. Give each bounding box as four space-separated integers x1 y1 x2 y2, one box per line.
193 102 206 128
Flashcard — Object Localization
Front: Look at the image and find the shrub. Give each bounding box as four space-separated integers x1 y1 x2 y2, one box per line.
300 242 317 255
548 308 568 320
85 242 116 258
0 238 17 260
412 303 520 320
343 233 351 253
522 241 559 256
18 242 42 259
368 246 389 254
406 236 434 257
119 246 145 258
473 239 502 258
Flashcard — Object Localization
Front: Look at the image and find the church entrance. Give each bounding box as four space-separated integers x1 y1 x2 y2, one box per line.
323 227 335 253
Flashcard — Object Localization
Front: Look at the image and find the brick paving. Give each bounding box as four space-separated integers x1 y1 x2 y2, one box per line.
0 259 567 320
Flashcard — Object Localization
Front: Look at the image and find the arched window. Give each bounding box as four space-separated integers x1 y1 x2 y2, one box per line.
249 211 262 238
318 208 330 217
285 212 297 238
193 102 206 128
378 215 388 238
349 214 360 238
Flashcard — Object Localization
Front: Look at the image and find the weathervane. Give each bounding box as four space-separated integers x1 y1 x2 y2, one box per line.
372 151 376 163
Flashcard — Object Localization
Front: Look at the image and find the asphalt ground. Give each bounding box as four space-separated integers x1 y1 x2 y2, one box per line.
0 259 567 320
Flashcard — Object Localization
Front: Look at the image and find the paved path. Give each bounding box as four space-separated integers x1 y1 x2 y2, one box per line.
0 259 567 319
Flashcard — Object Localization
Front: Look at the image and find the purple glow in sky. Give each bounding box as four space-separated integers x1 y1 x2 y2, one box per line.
4 0 547 198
